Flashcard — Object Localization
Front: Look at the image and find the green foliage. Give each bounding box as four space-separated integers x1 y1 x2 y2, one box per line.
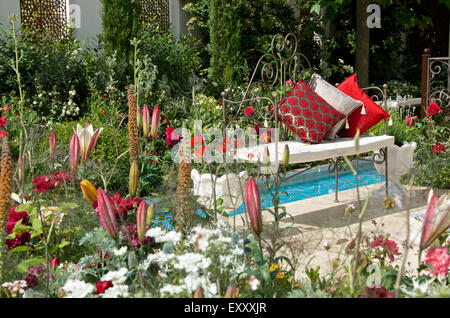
0 24 89 120
136 20 201 99
207 0 244 94
99 0 141 85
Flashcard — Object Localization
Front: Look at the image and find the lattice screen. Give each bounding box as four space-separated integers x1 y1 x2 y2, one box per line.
138 0 170 33
20 0 69 38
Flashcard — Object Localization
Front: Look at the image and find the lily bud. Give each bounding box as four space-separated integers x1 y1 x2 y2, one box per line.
49 130 57 158
142 104 150 138
80 179 97 205
150 105 161 138
245 177 262 236
224 285 238 298
147 203 155 228
137 107 143 132
97 188 119 240
194 286 204 298
129 161 140 197
137 200 147 244
69 131 80 176
282 144 290 170
17 155 24 184
262 147 271 175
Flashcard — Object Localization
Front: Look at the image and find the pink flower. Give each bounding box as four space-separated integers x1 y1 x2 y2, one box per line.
370 235 400 262
3 105 10 111
406 116 415 127
245 177 262 236
424 246 449 276
50 257 59 268
244 106 254 117
165 126 182 147
427 102 443 116
432 142 446 154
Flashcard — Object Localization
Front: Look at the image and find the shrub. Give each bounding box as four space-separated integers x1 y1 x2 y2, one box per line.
0 24 89 120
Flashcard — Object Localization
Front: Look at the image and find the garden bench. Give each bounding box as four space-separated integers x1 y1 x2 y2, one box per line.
220 33 392 203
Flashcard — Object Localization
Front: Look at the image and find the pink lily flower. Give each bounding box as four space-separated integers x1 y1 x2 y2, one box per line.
136 200 147 244
69 132 80 176
97 188 119 240
74 124 103 163
49 130 57 158
245 177 262 236
150 105 161 138
420 190 450 251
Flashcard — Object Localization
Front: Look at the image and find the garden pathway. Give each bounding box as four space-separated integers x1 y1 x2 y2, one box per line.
230 182 446 279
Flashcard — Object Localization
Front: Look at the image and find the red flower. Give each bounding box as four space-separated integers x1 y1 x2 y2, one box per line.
92 192 142 225
93 280 114 295
0 117 6 130
244 106 254 117
165 126 182 147
121 222 150 247
424 246 449 276
432 142 446 154
406 116 416 127
5 206 31 249
427 102 443 116
361 285 394 298
32 171 73 193
191 135 204 147
370 235 400 262
251 124 261 136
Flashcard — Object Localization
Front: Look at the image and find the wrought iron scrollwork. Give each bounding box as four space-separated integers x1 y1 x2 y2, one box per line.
373 148 387 165
328 158 344 174
428 58 450 110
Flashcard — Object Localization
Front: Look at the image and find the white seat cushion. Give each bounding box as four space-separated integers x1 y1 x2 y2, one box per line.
235 135 394 164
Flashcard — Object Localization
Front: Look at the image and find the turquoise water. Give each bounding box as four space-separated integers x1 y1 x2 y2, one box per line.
230 164 385 215
154 164 385 228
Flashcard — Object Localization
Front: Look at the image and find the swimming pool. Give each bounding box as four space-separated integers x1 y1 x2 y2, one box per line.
230 161 385 215
152 161 385 228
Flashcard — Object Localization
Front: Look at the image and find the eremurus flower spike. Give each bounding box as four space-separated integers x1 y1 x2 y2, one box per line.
150 105 161 138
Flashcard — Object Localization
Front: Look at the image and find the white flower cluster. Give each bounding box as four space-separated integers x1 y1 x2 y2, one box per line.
101 268 129 298
142 221 247 298
62 279 95 298
2 280 27 298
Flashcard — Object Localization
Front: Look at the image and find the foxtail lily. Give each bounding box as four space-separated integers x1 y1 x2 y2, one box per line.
283 144 290 171
74 124 103 163
137 200 147 244
147 203 155 227
150 105 161 138
80 179 97 205
245 177 262 236
143 104 151 138
97 188 119 240
69 132 80 176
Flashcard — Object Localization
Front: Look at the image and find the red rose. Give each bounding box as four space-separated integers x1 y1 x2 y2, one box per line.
244 106 254 117
432 142 446 154
93 280 114 295
427 102 443 116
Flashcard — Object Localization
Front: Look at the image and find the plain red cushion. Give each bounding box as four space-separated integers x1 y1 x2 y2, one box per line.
277 79 345 144
337 74 390 137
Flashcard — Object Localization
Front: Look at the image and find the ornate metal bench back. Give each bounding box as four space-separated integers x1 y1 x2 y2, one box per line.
221 33 389 140
422 49 450 117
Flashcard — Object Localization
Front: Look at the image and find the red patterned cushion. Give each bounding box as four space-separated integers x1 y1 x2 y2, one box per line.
337 74 390 137
277 79 346 144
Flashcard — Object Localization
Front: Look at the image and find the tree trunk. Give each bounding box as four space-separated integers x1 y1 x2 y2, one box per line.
356 0 370 88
